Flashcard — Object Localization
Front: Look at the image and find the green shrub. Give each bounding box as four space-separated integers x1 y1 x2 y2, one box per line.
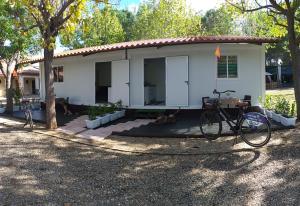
290 101 296 117
13 88 22 106
88 106 98 120
258 95 273 110
274 96 290 116
98 104 115 115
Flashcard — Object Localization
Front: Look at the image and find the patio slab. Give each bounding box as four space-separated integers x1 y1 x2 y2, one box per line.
113 115 293 138
11 110 81 126
77 119 156 140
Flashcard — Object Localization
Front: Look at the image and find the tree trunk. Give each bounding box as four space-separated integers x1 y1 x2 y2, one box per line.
291 50 300 118
44 47 57 129
286 12 300 119
5 71 14 114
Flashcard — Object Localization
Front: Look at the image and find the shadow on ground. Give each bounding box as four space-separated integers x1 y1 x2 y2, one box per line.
0 124 299 205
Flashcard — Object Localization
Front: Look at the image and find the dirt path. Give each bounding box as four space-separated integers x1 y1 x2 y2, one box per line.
0 124 299 205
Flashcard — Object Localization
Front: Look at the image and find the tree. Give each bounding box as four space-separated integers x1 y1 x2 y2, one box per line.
0 0 38 114
12 0 108 129
61 4 125 49
226 0 300 118
116 9 135 41
132 0 202 40
201 5 238 35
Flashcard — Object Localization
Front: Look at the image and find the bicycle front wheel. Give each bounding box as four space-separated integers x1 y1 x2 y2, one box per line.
200 110 222 140
239 113 271 147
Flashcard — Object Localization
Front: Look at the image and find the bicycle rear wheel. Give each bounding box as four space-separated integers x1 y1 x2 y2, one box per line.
239 113 271 147
200 110 222 140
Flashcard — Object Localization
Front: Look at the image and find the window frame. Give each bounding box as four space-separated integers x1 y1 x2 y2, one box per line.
53 65 64 83
216 55 239 79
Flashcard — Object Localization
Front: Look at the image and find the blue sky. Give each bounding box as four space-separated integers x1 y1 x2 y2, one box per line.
119 0 225 13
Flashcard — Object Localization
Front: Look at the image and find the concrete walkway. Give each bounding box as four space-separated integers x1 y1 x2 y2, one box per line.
56 115 156 140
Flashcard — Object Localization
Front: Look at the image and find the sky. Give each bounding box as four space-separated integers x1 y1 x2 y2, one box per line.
119 0 225 13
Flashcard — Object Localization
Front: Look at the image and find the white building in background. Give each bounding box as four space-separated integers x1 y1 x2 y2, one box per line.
18 65 40 96
22 36 277 109
0 65 40 98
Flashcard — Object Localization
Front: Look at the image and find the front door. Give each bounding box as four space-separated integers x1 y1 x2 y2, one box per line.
32 79 36 94
111 60 130 106
166 56 189 107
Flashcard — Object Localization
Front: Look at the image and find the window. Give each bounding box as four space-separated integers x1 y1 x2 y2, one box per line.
53 66 64 82
217 56 238 78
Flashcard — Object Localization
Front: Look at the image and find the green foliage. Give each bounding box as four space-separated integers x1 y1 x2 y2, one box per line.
201 5 238 35
61 5 125 49
88 106 98 120
274 96 290 116
0 1 39 61
116 10 135 41
290 102 296 117
258 95 273 110
226 1 300 66
13 87 22 106
131 0 202 40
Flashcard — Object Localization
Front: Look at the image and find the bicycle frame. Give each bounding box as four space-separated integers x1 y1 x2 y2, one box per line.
215 106 244 134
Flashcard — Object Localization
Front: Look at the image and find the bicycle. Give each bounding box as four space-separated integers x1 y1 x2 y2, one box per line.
21 100 33 129
200 89 271 147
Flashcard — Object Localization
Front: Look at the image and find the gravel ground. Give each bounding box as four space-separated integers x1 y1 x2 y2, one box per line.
0 124 299 206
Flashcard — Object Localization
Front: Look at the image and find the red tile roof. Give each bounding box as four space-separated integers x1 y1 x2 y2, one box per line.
18 65 39 76
0 65 39 77
21 36 278 64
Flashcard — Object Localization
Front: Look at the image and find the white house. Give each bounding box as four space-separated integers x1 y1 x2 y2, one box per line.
18 65 40 96
23 36 277 109
0 65 40 98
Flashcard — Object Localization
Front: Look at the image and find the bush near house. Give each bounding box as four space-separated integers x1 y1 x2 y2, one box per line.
263 89 297 117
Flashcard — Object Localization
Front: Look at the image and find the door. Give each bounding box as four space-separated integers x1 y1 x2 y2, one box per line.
166 56 189 107
32 79 36 94
111 60 130 106
95 62 111 103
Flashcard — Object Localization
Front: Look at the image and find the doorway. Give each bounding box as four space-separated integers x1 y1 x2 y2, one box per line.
32 79 36 94
95 62 111 103
144 58 166 106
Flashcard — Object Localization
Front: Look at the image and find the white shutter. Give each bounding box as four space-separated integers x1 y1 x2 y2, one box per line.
111 60 130 106
166 56 189 107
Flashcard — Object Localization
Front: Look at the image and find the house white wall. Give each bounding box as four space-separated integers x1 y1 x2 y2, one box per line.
39 43 265 108
0 77 6 97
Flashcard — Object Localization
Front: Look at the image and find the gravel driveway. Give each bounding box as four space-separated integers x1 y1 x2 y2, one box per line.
0 125 299 206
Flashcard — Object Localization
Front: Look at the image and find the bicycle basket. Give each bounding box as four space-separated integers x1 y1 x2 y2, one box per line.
203 98 219 108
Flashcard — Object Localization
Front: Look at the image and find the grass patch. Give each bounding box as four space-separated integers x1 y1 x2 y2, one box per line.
266 88 295 103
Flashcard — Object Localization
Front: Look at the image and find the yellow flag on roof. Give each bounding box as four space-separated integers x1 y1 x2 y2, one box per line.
215 46 221 59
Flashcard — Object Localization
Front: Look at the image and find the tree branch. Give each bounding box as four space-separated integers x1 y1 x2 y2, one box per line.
21 24 39 32
285 0 291 10
226 0 274 12
269 0 288 14
30 12 43 32
54 0 76 20
267 10 288 28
